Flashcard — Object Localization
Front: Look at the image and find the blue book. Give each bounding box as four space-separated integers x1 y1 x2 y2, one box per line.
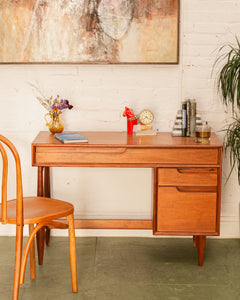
55 132 88 144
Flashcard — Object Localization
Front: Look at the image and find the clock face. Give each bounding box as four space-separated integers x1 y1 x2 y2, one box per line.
139 110 154 125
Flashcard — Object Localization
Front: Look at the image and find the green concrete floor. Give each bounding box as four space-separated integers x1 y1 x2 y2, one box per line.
0 237 240 300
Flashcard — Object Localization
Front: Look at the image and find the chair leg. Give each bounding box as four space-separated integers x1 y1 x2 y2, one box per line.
20 223 47 284
67 214 78 293
12 224 23 300
29 224 36 279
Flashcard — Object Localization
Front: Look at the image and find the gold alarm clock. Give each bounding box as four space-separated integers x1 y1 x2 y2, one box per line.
139 109 154 125
137 109 156 136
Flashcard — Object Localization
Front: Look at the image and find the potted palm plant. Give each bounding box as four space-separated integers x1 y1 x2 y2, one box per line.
214 37 240 182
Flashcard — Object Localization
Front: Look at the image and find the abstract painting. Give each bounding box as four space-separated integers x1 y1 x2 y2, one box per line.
0 0 179 64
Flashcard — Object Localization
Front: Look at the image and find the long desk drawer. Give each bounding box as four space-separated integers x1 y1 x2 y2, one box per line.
33 146 219 165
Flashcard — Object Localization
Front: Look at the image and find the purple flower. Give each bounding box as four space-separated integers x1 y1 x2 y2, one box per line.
51 99 73 111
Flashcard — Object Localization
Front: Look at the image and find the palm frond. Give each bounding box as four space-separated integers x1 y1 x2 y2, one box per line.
214 37 240 112
223 117 240 183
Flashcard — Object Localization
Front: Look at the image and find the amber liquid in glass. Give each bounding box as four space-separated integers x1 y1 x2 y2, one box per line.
195 131 211 143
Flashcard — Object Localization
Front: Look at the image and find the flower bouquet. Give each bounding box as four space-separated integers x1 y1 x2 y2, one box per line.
33 86 73 133
37 94 73 114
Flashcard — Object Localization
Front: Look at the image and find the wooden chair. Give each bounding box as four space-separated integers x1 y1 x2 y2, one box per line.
0 135 78 300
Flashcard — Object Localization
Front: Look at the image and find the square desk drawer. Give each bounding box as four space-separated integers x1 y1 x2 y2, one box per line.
158 168 218 186
156 187 217 233
33 147 219 165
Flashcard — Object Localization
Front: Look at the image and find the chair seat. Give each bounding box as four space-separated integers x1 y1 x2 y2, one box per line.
0 197 74 224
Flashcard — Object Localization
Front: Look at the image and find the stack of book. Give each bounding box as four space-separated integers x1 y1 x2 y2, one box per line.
172 99 202 137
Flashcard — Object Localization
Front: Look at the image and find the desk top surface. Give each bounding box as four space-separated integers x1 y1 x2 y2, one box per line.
32 131 222 148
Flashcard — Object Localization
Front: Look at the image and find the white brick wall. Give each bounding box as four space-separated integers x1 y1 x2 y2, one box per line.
0 0 240 237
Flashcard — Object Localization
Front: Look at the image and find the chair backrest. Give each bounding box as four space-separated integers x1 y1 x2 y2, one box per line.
0 135 23 226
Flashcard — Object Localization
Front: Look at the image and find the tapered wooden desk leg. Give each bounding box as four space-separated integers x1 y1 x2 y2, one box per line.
36 228 45 265
46 227 51 246
196 235 206 266
193 235 197 247
36 166 45 265
44 167 51 246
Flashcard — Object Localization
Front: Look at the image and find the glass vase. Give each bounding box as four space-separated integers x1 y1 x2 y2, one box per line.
44 112 64 134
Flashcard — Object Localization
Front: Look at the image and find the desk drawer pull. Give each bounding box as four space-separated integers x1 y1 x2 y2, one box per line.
177 168 216 174
72 148 128 154
175 186 217 193
36 147 127 154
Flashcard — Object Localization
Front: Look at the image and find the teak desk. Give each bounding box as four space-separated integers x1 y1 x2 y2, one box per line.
32 131 222 266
